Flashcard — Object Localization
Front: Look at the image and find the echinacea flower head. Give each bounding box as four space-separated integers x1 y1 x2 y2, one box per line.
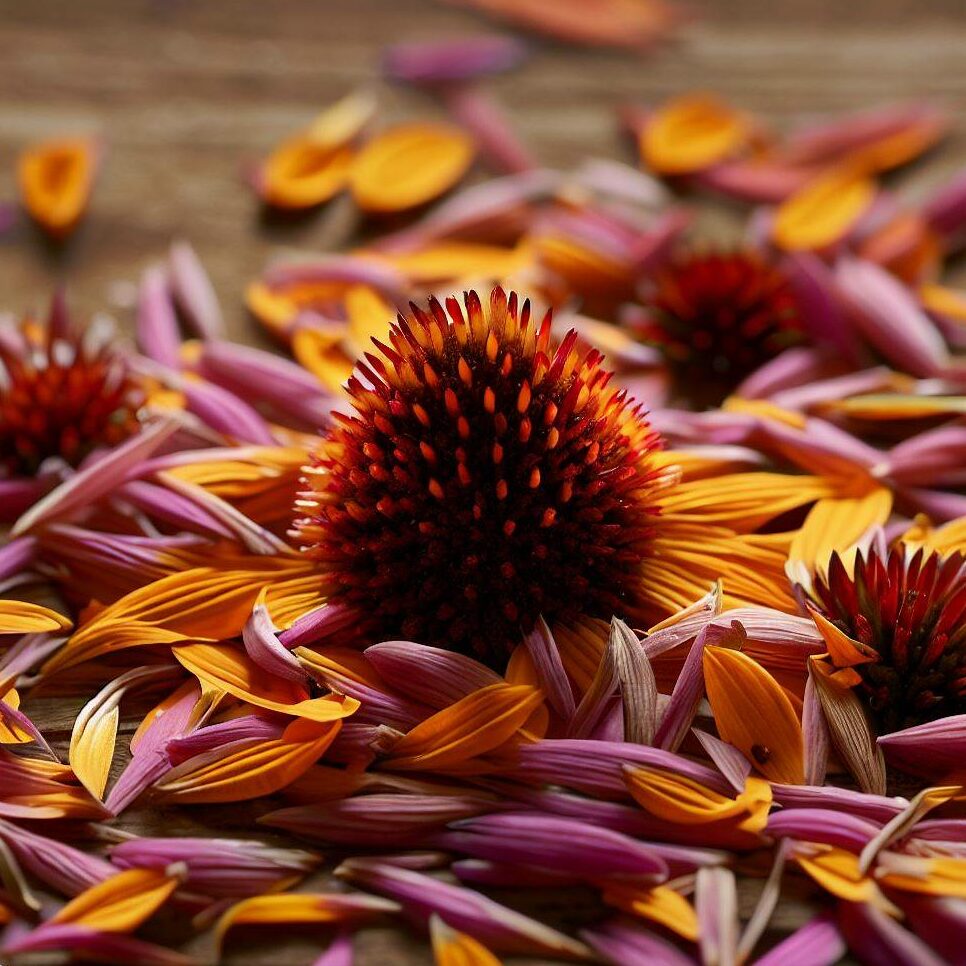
812 545 966 732
0 300 143 477
638 249 804 403
294 287 668 666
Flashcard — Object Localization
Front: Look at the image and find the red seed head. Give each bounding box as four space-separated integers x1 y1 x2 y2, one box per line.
814 545 966 732
294 287 668 666
0 299 144 477
638 250 804 405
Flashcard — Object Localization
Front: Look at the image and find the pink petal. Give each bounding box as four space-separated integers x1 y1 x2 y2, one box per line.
137 267 182 368
168 240 225 340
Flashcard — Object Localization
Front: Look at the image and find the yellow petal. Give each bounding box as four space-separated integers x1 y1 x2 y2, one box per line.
641 93 753 174
0 600 71 634
172 641 359 722
808 607 878 668
703 645 804 784
154 718 342 804
430 914 502 966
305 89 377 148
877 853 966 899
795 847 898 914
351 123 475 213
788 489 893 573
0 689 31 744
773 167 876 251
50 867 181 933
387 683 544 771
383 242 530 286
601 884 700 941
292 327 355 391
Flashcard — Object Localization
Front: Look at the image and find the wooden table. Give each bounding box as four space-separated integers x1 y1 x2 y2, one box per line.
3 0 966 962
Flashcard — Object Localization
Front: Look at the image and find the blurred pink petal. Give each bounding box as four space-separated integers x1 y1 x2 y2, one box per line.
383 35 528 85
753 914 845 966
582 919 694 966
169 240 224 340
137 266 182 368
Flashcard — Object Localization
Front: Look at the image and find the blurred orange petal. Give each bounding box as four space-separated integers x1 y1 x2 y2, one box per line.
18 136 99 238
772 167 876 251
260 142 354 209
351 123 475 213
430 913 501 965
641 93 753 175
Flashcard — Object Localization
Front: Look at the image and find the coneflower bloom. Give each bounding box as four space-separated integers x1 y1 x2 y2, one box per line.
0 299 143 499
635 249 805 405
294 287 670 665
808 544 966 733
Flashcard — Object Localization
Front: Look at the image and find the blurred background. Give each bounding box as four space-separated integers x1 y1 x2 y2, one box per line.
2 0 966 343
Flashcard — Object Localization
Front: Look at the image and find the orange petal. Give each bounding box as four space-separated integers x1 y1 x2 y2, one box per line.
18 136 99 238
0 600 71 635
50 866 182 933
387 683 544 771
382 242 530 286
430 914 501 966
625 767 772 834
350 123 475 213
600 883 699 941
44 563 302 674
808 607 878 668
292 327 355 391
641 93 753 175
154 717 342 804
260 141 354 209
772 167 876 251
795 846 898 914
703 645 804 784
172 641 359 722
215 892 398 951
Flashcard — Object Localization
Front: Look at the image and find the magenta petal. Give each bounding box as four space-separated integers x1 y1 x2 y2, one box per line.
899 894 966 962
0 478 46 523
2 924 196 965
181 379 276 446
383 35 528 84
782 252 860 362
165 715 283 766
168 240 225 340
771 784 905 823
838 900 944 966
337 859 590 958
364 641 501 709
0 819 114 896
692 729 751 793
137 266 182 368
263 257 407 302
279 603 358 649
106 683 199 815
442 812 668 880
766 808 880 852
835 257 949 377
117 480 236 540
11 419 180 537
311 932 353 966
262 793 497 848
582 919 694 966
752 913 845 966
877 714 966 778
523 617 576 721
111 836 318 897
0 536 36 582
243 601 307 684
735 347 835 401
923 164 966 243
443 87 537 174
884 425 966 486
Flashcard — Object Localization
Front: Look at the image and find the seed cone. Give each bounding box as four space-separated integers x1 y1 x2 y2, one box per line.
295 287 669 666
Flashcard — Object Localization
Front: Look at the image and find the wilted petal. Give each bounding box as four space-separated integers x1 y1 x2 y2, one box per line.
522 616 575 721
695 866 738 966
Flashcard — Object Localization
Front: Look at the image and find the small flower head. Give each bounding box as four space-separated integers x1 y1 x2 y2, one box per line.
294 288 668 667
0 299 144 477
638 249 804 403
813 545 966 732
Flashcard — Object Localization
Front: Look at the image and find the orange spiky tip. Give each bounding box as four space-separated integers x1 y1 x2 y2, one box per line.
815 545 966 732
0 299 144 477
294 287 668 666
637 250 805 404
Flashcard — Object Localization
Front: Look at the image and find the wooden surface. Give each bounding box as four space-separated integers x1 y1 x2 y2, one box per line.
3 0 966 962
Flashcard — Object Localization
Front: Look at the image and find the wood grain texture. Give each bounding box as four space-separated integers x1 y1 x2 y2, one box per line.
2 0 965 962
